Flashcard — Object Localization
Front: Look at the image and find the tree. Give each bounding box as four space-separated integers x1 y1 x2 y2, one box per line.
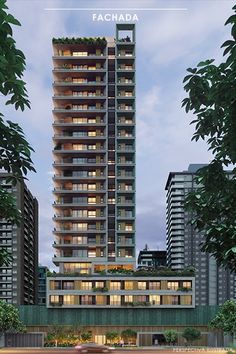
210 300 236 340
0 300 25 334
182 328 201 345
121 329 137 344
106 330 119 344
182 5 236 272
164 329 178 345
80 331 92 343
0 0 35 266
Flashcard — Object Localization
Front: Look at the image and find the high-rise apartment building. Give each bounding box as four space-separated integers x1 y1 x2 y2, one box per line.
52 24 136 275
0 173 38 305
38 265 49 305
165 164 235 305
47 25 195 309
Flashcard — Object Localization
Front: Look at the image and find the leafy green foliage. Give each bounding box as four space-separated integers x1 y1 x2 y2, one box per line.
182 5 236 271
52 37 107 46
80 331 92 343
210 300 236 335
0 0 35 264
45 325 80 347
121 329 137 342
182 327 201 345
106 330 119 343
0 300 25 333
164 329 178 344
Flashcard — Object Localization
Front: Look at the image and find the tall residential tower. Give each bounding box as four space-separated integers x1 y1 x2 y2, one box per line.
52 24 136 275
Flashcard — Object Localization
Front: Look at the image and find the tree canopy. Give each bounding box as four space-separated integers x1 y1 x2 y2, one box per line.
210 300 236 336
0 0 35 266
0 300 25 333
182 5 236 271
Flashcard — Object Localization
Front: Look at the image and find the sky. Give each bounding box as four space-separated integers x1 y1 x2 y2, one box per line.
3 0 235 269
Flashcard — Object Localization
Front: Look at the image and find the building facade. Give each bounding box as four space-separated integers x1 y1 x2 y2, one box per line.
165 164 236 305
47 275 195 308
0 173 38 305
38 265 49 305
137 248 167 269
52 24 136 275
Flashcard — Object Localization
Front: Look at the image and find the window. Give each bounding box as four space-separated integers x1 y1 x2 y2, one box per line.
88 249 96 258
110 295 121 306
81 282 92 290
124 295 133 303
183 281 192 289
72 210 87 217
50 295 59 304
88 197 96 204
124 281 133 290
81 295 93 305
73 236 87 244
110 281 121 291
167 281 179 290
73 117 87 123
88 171 96 177
95 281 104 288
63 295 75 305
149 281 161 290
63 281 74 290
88 131 96 136
138 282 147 290
88 211 96 218
149 295 160 305
125 225 133 231
137 295 147 302
172 295 179 305
72 223 87 231
88 184 96 190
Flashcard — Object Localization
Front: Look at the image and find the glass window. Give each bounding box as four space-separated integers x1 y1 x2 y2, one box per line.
88 211 96 218
149 281 161 290
110 295 121 306
172 295 179 305
167 281 179 290
124 281 133 290
63 281 74 290
124 295 133 303
50 295 59 303
138 281 147 290
183 281 192 289
110 282 121 291
95 281 104 288
64 295 75 305
81 295 93 305
81 282 92 290
149 295 160 305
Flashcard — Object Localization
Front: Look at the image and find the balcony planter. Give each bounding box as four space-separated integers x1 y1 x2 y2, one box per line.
92 286 108 292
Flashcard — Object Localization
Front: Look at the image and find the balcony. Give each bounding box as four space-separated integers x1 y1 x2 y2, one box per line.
53 80 106 86
53 105 106 113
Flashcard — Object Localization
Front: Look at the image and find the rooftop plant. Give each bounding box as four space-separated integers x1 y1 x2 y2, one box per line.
52 37 107 46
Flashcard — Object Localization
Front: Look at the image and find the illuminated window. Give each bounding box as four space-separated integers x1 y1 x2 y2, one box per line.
81 282 92 290
149 295 160 305
50 295 59 303
149 281 161 290
124 281 133 290
88 131 96 136
64 295 75 305
88 197 96 204
167 282 179 290
88 184 96 190
138 282 147 290
88 249 96 257
95 281 104 288
110 282 121 290
88 211 96 218
110 295 121 305
124 295 133 303
183 281 192 289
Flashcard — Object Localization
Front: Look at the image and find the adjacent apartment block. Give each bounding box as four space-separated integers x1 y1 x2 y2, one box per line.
0 173 38 305
165 164 235 305
137 248 167 269
38 265 49 305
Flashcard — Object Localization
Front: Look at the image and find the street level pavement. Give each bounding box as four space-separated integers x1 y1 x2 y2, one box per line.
0 348 228 354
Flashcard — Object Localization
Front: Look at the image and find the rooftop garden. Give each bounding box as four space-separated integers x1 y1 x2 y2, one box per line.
47 266 195 278
52 37 107 46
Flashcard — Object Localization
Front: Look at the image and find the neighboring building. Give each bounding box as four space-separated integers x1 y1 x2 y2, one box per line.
52 23 136 274
137 248 166 269
38 265 49 305
0 173 38 305
165 164 235 305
